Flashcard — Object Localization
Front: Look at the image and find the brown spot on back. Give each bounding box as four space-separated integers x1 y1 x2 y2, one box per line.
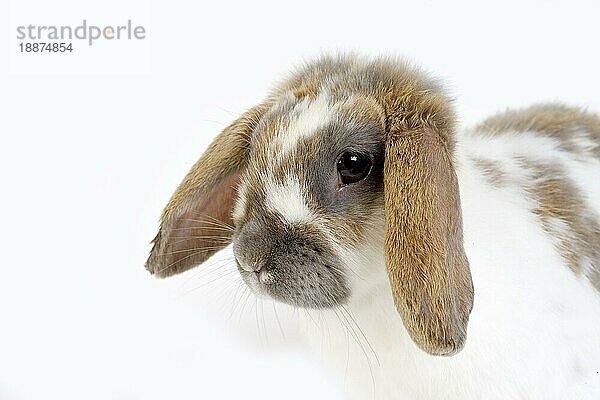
471 157 508 187
518 158 600 291
476 104 600 159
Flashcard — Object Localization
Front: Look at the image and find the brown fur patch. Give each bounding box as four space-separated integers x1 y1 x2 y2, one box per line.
476 104 600 159
472 157 508 187
338 96 387 131
518 158 600 291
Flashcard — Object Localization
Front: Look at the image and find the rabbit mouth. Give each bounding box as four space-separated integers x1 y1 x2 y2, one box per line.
236 260 349 308
232 215 350 308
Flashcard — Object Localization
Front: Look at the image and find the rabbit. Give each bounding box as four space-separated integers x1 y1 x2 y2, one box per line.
145 54 600 399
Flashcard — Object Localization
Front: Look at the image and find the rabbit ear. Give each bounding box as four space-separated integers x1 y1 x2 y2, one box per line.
384 118 474 356
146 103 270 278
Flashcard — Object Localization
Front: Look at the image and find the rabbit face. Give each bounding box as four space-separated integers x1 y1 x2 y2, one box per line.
231 94 386 308
147 54 474 355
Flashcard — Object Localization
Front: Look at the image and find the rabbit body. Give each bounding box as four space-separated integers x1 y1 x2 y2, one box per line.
147 55 600 399
300 107 600 399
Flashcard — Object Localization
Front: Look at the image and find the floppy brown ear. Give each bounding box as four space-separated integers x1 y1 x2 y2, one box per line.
384 119 474 356
146 103 270 278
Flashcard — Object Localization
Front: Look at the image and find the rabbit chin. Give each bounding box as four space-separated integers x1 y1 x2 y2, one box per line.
236 265 348 309
235 243 389 313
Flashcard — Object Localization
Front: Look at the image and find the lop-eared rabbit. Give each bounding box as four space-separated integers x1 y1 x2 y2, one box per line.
146 54 600 399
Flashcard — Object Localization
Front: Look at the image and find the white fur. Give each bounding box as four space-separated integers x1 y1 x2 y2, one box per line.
275 92 333 159
232 181 249 222
253 123 600 399
265 175 316 224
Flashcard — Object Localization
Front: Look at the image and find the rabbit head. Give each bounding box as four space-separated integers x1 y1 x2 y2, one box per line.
146 55 474 356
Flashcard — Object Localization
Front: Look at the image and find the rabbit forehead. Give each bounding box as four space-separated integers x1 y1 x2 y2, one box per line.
271 91 335 158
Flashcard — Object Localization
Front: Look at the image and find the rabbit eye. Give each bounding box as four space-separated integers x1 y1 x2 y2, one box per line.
337 152 372 185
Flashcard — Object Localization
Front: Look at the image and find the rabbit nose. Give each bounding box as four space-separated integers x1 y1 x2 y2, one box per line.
235 257 275 285
258 269 275 285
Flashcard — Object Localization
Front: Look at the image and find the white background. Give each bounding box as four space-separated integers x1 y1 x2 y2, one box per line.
2 1 600 399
